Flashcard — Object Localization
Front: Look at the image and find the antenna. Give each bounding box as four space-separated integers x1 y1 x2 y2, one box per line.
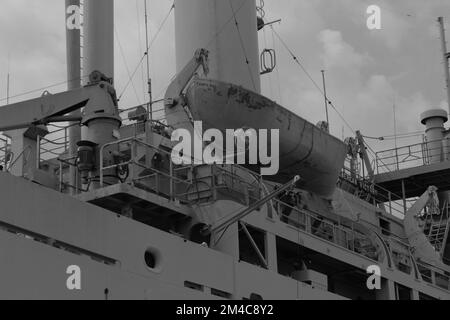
144 0 153 123
438 17 450 115
6 53 10 105
393 96 398 151
321 70 330 129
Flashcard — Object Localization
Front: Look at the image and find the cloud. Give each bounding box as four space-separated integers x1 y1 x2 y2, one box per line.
0 0 449 154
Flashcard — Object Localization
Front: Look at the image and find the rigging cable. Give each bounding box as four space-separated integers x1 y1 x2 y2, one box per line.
0 76 90 104
144 0 153 120
271 26 355 135
115 26 142 104
262 27 274 99
228 0 258 92
135 0 147 98
271 27 283 105
135 0 253 109
118 2 174 101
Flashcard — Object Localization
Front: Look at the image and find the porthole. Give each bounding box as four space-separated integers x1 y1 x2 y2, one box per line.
145 250 157 269
144 248 162 272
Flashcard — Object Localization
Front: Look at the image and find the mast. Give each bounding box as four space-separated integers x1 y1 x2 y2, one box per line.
321 70 330 128
83 0 114 81
65 0 81 193
144 0 153 123
438 17 450 115
6 73 10 105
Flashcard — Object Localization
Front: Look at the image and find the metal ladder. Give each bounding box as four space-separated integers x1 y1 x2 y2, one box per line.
427 201 450 253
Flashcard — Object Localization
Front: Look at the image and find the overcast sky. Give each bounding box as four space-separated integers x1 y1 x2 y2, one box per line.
0 0 450 153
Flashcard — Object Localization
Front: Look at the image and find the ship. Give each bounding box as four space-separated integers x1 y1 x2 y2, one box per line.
0 0 449 300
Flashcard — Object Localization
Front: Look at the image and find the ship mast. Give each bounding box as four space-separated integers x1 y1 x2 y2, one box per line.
65 0 81 194
144 0 153 123
438 17 450 115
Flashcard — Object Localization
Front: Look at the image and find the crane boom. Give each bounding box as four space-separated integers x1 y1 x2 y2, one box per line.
0 79 119 132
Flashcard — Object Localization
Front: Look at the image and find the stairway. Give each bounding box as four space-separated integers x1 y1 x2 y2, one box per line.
428 222 449 253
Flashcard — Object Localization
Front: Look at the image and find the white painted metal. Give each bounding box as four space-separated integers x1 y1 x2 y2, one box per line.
421 109 448 164
438 17 450 115
66 0 82 193
83 0 114 82
174 0 261 93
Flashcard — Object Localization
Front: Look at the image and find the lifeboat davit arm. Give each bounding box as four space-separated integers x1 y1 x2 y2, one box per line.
164 48 209 109
164 49 209 129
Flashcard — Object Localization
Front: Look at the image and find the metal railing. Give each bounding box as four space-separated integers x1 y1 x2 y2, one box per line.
375 138 448 174
417 261 450 291
38 124 72 167
274 198 380 262
99 137 266 205
99 137 192 201
340 165 406 217
0 136 8 170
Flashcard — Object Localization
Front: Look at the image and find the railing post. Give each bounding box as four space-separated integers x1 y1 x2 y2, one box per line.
388 192 392 216
59 161 63 193
36 135 41 170
170 158 174 201
99 144 104 188
395 147 400 171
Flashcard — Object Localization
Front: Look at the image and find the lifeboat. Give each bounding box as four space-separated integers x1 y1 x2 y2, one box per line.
185 78 347 198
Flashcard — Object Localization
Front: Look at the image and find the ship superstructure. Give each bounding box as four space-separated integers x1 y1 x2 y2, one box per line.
0 0 449 300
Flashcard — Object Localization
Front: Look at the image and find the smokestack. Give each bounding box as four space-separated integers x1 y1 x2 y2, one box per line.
174 0 261 93
83 0 114 82
421 109 448 164
65 0 81 193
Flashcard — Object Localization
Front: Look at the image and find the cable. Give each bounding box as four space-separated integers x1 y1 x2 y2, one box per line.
262 27 274 99
271 27 283 105
118 2 174 101
271 27 356 134
136 0 146 97
228 0 257 92
115 27 142 104
0 76 89 104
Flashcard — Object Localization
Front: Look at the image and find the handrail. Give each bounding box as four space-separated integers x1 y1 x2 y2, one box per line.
340 165 406 217
375 138 448 174
7 145 32 173
274 197 381 262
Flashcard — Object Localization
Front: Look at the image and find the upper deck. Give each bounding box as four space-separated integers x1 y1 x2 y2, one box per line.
374 137 450 199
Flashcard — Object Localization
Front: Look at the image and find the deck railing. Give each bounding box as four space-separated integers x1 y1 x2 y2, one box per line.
340 165 406 217
0 136 8 170
375 138 448 174
274 198 381 262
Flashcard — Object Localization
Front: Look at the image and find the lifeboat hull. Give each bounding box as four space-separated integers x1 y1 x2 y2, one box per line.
185 79 347 198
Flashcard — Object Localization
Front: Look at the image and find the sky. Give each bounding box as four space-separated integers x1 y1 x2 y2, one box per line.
0 0 450 155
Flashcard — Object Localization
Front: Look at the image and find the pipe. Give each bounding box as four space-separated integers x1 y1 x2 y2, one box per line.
65 0 81 193
83 0 114 82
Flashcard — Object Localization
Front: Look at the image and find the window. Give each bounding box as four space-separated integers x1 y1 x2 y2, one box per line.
419 292 438 300
184 281 204 292
239 224 267 268
211 288 232 299
396 283 412 300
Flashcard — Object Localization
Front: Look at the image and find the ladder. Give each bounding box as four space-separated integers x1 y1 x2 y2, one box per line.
428 223 448 251
427 201 450 253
